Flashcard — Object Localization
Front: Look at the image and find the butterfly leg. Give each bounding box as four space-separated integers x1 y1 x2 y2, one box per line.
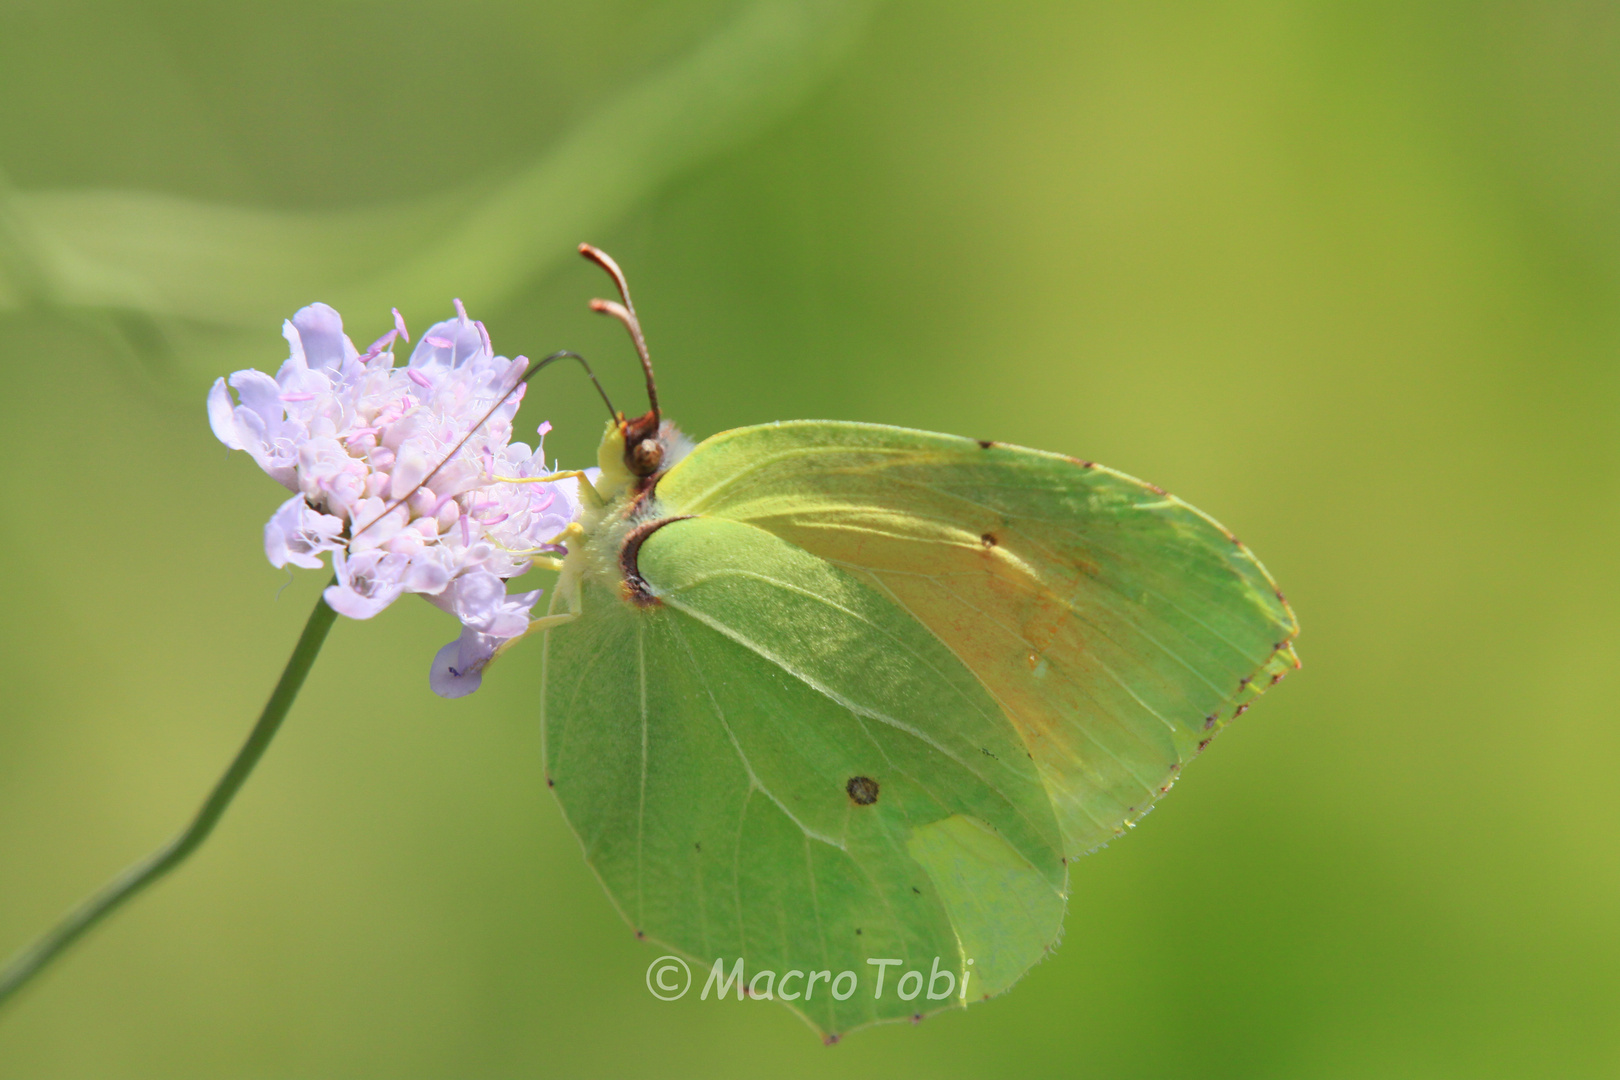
517 523 590 576
491 469 606 505
537 521 592 616
495 611 579 663
488 611 578 670
524 612 580 633
546 521 588 549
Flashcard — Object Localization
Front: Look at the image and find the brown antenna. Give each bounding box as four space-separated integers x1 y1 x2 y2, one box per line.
579 244 658 422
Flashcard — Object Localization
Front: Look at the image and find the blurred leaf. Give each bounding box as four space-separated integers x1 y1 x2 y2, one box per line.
0 0 872 370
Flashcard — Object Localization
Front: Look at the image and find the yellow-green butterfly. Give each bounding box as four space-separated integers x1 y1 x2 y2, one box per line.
537 246 1298 1041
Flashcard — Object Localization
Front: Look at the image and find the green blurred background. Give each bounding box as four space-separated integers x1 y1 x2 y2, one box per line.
2 1 1617 1076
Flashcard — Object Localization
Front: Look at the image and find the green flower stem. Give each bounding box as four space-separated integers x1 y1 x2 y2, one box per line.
0 584 340 1014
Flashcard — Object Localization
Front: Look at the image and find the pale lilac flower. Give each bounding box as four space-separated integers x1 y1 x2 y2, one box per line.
210 301 582 696
427 571 546 698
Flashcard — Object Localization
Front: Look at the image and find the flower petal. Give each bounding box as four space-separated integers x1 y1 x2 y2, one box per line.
324 549 407 619
402 549 454 595
290 302 358 374
408 313 489 371
229 369 285 429
208 378 245 450
429 630 491 698
264 495 345 570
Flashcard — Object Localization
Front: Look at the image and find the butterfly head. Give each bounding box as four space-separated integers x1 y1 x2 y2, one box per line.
594 412 692 501
622 409 664 477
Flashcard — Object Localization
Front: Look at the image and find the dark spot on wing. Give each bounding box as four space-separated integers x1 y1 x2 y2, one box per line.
694 841 702 853
1203 714 1217 730
977 439 995 449
979 747 998 759
855 928 862 935
546 776 554 787
980 532 997 548
635 930 645 939
912 886 922 895
1233 702 1251 718
824 1034 841 1046
620 515 694 607
846 775 879 805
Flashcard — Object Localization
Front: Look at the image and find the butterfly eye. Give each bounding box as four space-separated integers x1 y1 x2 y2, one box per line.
630 438 664 476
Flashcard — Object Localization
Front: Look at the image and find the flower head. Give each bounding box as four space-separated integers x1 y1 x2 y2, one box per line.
210 301 581 695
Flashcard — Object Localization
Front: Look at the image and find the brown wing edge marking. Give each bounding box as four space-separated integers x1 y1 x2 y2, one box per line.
1088 502 1301 851
619 515 695 607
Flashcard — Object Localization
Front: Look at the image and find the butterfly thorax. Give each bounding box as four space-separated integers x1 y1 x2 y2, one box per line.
554 416 691 613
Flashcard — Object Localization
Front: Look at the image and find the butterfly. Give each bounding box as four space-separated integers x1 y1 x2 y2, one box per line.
533 247 1298 1041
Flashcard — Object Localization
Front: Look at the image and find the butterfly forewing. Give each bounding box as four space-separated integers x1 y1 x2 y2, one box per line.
653 421 1300 858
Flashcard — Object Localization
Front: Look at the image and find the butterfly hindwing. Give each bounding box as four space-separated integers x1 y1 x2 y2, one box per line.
542 515 1067 1037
